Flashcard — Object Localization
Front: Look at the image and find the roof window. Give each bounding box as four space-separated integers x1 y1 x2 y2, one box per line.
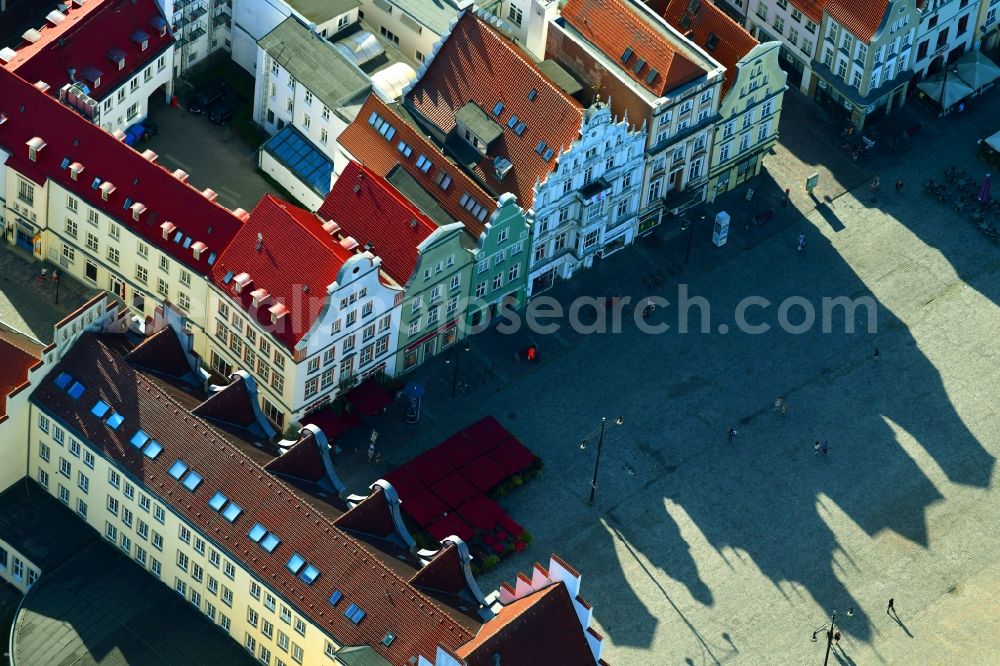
514 122 526 135
221 502 242 522
645 69 659 85
106 412 124 429
168 459 188 480
55 372 73 389
67 381 85 399
633 58 646 75
248 523 267 542
344 603 366 624
260 533 281 552
621 47 633 63
208 491 228 511
706 33 720 51
328 590 343 606
91 400 111 418
299 564 320 585
182 470 204 492
142 440 163 459
382 633 396 647
528 88 538 101
286 553 306 575
491 101 504 116
506 115 519 129
130 430 150 449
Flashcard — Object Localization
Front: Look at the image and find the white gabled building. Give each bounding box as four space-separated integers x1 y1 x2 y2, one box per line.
528 103 646 296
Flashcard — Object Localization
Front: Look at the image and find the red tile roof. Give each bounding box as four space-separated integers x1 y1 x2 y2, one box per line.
0 67 244 273
789 0 829 23
211 195 353 350
824 0 890 43
32 334 475 663
456 583 595 665
4 0 173 101
405 12 583 209
339 94 495 236
0 336 40 421
562 0 707 97
317 162 437 286
662 0 758 95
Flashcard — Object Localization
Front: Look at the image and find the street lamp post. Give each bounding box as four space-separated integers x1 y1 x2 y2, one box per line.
811 606 853 666
683 210 707 265
581 416 624 504
53 269 61 304
446 341 471 397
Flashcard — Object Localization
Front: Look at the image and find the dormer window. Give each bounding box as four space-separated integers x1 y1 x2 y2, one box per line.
26 136 46 162
107 48 126 71
131 30 150 52
150 16 168 38
191 241 207 260
99 181 115 201
232 272 252 294
69 162 85 181
131 202 147 221
160 221 175 239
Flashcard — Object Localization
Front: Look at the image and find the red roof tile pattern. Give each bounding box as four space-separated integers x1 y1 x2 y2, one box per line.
263 433 327 482
456 583 595 665
123 326 192 378
824 0 890 43
333 485 396 539
317 162 437 286
31 334 474 664
0 67 244 273
338 94 494 236
211 195 353 349
562 0 707 97
662 0 758 95
405 12 583 209
191 376 260 432
0 336 40 420
409 542 471 596
789 0 829 23
4 0 173 101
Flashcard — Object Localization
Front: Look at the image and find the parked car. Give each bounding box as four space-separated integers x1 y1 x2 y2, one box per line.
188 80 227 114
208 97 241 125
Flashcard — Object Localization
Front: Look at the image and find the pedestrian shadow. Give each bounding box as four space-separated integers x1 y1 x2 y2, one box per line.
832 645 859 665
890 611 914 638
811 196 846 232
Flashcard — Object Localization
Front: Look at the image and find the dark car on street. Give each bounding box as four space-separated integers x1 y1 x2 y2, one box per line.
187 80 227 114
208 97 241 125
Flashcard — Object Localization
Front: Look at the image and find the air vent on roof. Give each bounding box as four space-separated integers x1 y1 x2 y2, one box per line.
706 33 720 51
232 272 252 294
0 113 7 125
269 303 288 324
250 288 270 307
140 149 157 162
201 188 218 202
339 236 359 251
493 156 513 180
0 47 16 64
34 81 51 94
46 10 67 24
160 221 175 239
22 29 43 44
191 241 208 260
232 207 250 222
321 221 340 235
171 168 189 182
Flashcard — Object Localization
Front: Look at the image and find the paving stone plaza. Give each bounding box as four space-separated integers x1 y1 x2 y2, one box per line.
333 90 1000 664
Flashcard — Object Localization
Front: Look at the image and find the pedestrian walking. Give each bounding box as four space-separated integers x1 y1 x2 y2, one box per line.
797 233 806 252
368 441 376 464
782 187 790 207
887 598 895 615
833 631 842 646
821 441 829 456
814 441 821 455
895 179 904 192
727 427 738 443
871 176 880 193
874 346 880 363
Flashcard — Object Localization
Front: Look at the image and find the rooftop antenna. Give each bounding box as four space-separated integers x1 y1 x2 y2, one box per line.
256 232 264 252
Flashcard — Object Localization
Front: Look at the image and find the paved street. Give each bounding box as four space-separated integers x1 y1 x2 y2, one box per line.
333 90 1000 665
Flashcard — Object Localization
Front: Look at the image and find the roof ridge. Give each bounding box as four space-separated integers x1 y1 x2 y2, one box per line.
113 337 475 643
354 163 438 235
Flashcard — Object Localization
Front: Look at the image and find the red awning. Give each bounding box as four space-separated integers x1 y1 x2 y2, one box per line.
430 471 479 508
301 406 362 439
460 455 506 492
489 439 537 476
406 448 455 485
461 416 511 454
401 489 448 527
346 378 393 417
435 432 482 468
427 512 475 542
383 465 426 501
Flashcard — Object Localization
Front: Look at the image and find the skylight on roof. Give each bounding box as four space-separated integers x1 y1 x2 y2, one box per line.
207 253 217 266
506 115 519 129
142 440 163 459
260 533 281 553
286 553 306 575
248 523 267 542
91 400 111 418
91 177 101 190
344 603 366 624
60 157 70 170
621 47 633 63
106 412 124 429
633 58 646 75
514 122 526 136
706 33 720 51
328 590 343 606
55 372 73 389
528 88 538 101
123 197 133 210
492 101 504 116
645 69 659 85
168 459 188 480
223 271 235 284
535 141 546 155
182 236 192 249
173 231 183 243
383 633 396 647
543 148 554 161
209 491 228 511
130 430 150 449
68 381 85 400
299 564 320 585
182 470 203 492
221 502 242 522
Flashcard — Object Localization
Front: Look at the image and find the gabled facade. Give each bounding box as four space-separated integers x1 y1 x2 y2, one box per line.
527 103 646 296
911 0 980 83
1 0 175 135
207 195 402 428
549 0 725 233
662 0 787 198
337 94 533 319
978 0 1000 51
318 162 474 374
746 0 920 129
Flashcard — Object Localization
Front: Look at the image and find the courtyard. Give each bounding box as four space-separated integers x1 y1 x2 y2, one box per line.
327 88 1000 664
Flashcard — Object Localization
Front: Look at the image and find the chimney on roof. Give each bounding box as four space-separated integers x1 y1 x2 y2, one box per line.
33 81 51 94
112 128 127 141
141 149 158 163
493 156 513 180
256 233 264 253
22 29 43 44
363 241 374 252
409 219 417 229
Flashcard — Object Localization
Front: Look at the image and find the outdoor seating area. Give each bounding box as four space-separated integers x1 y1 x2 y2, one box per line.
384 416 540 570
922 167 998 242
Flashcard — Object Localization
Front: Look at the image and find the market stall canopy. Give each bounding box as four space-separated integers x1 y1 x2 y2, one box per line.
956 50 1000 90
985 130 1000 153
917 76 974 108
